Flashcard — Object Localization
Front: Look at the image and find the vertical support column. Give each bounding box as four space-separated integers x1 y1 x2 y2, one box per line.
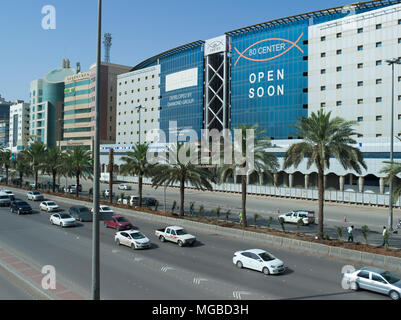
339 176 345 192
349 174 354 186
305 174 310 189
223 51 227 129
289 174 294 188
205 55 209 130
358 176 364 193
380 177 385 195
273 173 278 188
324 175 327 189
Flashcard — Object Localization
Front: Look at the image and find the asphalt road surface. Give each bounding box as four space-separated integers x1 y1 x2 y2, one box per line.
0 186 397 300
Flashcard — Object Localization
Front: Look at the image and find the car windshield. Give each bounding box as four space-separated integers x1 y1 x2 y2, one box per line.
116 217 128 222
176 229 187 235
60 214 72 219
102 206 112 211
19 202 29 207
130 232 145 240
47 202 56 206
5 191 12 194
259 252 275 261
78 207 90 213
381 271 400 284
32 192 40 195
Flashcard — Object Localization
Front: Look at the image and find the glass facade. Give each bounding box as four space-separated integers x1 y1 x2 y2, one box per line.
230 22 309 139
159 44 204 142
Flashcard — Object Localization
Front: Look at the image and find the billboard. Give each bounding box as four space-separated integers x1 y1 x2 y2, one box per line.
230 22 309 139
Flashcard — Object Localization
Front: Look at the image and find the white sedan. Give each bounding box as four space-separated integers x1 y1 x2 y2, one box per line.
27 191 44 201
233 249 286 275
40 201 60 212
118 184 132 190
115 230 151 249
91 205 114 214
50 213 76 228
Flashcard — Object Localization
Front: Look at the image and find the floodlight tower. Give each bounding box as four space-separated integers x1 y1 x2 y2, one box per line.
103 33 112 63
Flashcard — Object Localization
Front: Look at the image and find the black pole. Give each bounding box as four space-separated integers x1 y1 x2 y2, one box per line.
92 0 102 300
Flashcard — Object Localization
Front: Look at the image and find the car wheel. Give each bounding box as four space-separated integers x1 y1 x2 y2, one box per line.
389 290 400 300
350 281 359 291
17 210 21 215
262 267 270 276
50 219 54 225
159 236 165 242
116 239 120 246
131 243 136 250
236 261 243 269
178 240 184 247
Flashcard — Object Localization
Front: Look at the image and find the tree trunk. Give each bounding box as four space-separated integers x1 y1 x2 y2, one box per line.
317 167 325 239
35 169 38 190
5 166 9 185
138 175 143 207
19 172 23 188
52 170 56 193
241 175 247 228
179 177 185 217
109 169 113 205
76 174 80 198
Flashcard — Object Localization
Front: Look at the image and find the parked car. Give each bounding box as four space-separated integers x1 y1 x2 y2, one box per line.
2 190 15 201
27 191 45 201
142 197 157 207
342 267 401 300
118 184 132 190
10 201 33 215
129 196 140 206
71 184 82 192
29 182 37 188
104 215 134 231
50 213 76 228
279 210 315 226
0 192 11 207
155 226 196 247
233 249 286 275
40 201 60 212
115 230 150 249
68 206 93 222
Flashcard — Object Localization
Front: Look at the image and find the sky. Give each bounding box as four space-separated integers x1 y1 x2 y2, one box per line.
0 0 349 101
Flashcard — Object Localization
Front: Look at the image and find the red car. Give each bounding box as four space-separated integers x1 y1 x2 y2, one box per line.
104 215 134 231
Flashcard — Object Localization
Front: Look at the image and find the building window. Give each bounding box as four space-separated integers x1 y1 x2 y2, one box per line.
321 69 326 74
336 66 342 72
357 81 364 87
357 63 364 69
357 117 363 122
321 86 326 91
376 24 382 30
321 102 326 108
321 52 326 58
357 45 363 51
398 115 401 120
336 101 342 106
376 42 382 48
357 28 364 34
376 79 382 85
337 49 342 55
321 36 326 42
376 60 382 66
376 134 382 138
336 84 342 89
337 32 342 38
376 97 382 103
376 116 382 121
357 99 363 104
398 95 401 101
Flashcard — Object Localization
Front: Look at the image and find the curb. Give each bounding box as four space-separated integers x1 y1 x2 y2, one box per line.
7 186 401 273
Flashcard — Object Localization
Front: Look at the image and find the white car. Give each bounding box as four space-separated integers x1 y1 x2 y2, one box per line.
40 201 60 212
27 191 44 201
279 210 315 226
91 205 114 214
233 249 286 275
50 213 76 228
115 230 151 249
118 184 132 190
2 190 15 201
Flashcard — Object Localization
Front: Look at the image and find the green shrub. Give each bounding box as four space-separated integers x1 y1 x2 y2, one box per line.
278 217 285 232
225 210 231 221
336 226 343 241
266 216 273 228
361 225 369 246
216 207 221 220
199 205 205 217
172 201 177 213
254 214 261 228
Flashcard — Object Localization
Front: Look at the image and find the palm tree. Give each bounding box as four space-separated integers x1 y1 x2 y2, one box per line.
120 144 154 207
283 110 366 239
12 151 33 187
25 142 46 189
0 149 12 185
152 143 214 216
64 147 93 197
217 124 279 228
380 162 401 205
40 148 64 192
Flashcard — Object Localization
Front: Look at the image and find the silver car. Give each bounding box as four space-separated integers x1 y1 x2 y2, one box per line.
343 267 401 300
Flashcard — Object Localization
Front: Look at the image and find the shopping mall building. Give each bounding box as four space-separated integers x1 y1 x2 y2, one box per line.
101 0 401 204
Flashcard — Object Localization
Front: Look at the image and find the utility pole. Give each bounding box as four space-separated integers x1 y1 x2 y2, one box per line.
108 148 114 204
92 0 102 301
386 57 401 232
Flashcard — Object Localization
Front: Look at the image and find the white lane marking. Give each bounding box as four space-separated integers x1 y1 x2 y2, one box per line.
161 266 175 272
133 256 144 262
112 249 119 254
233 291 251 300
193 278 208 285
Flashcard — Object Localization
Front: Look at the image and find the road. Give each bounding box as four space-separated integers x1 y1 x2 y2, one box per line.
28 176 401 247
0 186 396 300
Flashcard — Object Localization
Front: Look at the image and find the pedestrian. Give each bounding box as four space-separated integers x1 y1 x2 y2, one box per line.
347 225 354 243
381 226 388 247
238 212 243 224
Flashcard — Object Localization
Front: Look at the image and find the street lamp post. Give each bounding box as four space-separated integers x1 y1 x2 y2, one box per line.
92 0 102 300
386 57 401 232
136 105 143 144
